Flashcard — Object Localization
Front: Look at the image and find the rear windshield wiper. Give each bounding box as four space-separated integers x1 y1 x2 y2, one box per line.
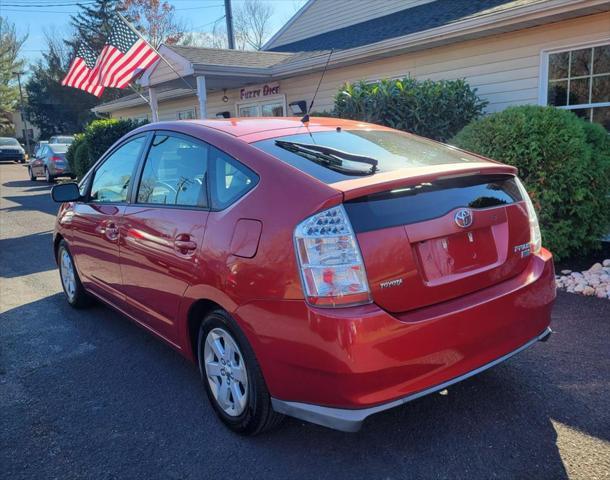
275 140 378 176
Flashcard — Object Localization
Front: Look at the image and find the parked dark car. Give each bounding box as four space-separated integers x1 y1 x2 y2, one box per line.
0 137 26 163
29 143 73 182
50 118 555 435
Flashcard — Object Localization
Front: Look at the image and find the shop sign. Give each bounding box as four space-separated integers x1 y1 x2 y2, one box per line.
239 83 280 100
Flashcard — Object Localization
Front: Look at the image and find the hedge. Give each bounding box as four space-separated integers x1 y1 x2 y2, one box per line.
332 77 488 142
452 105 610 260
66 118 146 179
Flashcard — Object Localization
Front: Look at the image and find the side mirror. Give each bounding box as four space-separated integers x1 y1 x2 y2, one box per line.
51 182 81 203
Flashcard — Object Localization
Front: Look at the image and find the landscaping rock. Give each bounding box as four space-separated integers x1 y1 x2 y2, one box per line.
555 259 610 299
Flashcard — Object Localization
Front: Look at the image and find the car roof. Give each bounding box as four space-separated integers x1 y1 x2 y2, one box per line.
142 117 393 143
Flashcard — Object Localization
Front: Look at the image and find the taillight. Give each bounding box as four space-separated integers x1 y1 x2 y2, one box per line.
51 156 62 163
515 177 542 254
294 205 372 307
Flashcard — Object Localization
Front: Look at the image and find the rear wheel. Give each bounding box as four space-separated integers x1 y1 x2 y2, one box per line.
28 167 36 181
58 240 91 308
198 310 284 435
45 167 53 183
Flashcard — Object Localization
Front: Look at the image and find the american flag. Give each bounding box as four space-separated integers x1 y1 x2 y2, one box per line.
61 43 105 97
91 17 159 89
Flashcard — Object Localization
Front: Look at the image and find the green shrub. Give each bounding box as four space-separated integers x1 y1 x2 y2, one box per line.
66 133 85 175
68 118 147 179
83 118 145 168
74 141 91 179
332 78 487 142
452 105 610 259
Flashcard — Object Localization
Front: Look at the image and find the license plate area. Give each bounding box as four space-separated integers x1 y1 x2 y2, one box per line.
416 227 498 283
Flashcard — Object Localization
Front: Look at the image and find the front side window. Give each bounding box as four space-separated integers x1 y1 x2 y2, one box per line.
137 134 208 207
546 43 610 131
90 136 146 203
209 147 257 209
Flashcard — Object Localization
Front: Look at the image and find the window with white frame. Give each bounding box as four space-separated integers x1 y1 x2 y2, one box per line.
177 109 196 120
544 43 610 131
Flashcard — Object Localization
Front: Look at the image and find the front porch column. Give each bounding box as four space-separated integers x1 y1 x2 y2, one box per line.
196 75 207 119
149 86 159 122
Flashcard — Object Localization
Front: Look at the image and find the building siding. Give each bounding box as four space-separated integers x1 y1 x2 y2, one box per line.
109 12 610 121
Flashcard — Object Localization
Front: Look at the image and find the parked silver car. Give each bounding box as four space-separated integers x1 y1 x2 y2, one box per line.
28 143 74 182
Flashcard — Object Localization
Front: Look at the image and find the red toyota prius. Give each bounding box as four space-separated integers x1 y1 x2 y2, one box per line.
51 118 555 434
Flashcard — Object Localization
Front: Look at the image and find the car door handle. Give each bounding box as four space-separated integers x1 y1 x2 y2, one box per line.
103 221 120 241
174 234 197 254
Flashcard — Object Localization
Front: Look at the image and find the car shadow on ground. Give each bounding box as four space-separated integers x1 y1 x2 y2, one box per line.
2 179 53 191
3 292 608 479
0 230 55 278
1 190 59 217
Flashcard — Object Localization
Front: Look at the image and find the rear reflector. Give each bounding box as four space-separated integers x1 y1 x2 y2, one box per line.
294 205 372 307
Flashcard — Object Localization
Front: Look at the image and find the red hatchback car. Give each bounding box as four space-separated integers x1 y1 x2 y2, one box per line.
51 118 555 434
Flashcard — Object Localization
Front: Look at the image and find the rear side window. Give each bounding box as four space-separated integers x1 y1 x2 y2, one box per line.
90 137 145 203
137 134 208 208
254 130 480 184
209 147 257 210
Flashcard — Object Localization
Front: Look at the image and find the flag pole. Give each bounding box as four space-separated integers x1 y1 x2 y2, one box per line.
116 12 196 93
128 83 150 105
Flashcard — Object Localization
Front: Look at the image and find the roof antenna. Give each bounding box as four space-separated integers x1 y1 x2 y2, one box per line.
301 49 333 124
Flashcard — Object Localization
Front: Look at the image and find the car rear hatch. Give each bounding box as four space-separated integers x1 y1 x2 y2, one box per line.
336 165 532 312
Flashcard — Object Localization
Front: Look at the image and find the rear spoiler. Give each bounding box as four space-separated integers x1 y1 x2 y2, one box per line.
330 162 518 201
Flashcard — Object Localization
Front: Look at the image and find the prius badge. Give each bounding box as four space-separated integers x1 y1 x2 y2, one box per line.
454 208 473 228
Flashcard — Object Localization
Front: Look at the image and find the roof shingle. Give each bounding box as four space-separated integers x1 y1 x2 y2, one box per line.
268 0 544 52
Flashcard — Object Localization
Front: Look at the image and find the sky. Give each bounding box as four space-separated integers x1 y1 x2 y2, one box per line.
2 0 306 68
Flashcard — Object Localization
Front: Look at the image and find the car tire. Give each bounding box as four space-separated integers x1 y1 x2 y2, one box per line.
57 240 92 309
28 167 36 181
45 167 53 183
197 309 284 435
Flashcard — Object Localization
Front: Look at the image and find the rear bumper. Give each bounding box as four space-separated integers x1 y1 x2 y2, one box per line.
49 164 72 177
272 327 552 432
235 249 555 430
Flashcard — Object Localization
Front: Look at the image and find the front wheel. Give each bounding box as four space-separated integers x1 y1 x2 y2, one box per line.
198 310 284 435
57 240 92 308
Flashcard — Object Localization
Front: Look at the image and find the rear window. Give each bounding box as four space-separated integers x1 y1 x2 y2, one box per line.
50 144 68 154
253 130 479 184
345 175 523 233
50 136 74 144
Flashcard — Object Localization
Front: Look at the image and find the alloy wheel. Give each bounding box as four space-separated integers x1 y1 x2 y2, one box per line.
204 327 249 417
59 248 76 301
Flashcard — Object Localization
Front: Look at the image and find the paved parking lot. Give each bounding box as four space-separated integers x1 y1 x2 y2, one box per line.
1 162 609 479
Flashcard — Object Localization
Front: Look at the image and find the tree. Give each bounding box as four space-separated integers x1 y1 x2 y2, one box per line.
181 0 274 51
26 35 98 138
123 0 185 48
0 17 27 134
68 0 124 54
233 0 274 50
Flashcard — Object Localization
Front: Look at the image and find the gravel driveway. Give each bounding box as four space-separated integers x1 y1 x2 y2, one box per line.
1 162 609 480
